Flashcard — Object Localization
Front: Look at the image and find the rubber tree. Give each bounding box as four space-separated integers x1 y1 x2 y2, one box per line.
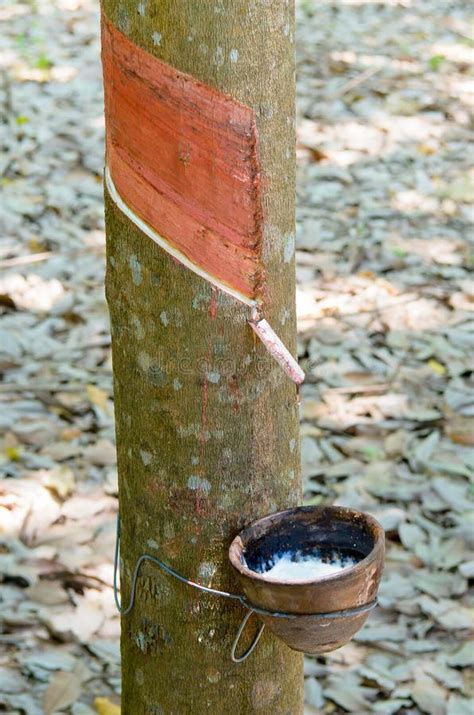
101 1 303 712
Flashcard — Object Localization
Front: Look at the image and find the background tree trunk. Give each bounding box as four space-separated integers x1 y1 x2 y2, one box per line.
101 1 303 712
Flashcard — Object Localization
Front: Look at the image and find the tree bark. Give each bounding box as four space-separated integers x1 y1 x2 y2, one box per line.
101 1 303 713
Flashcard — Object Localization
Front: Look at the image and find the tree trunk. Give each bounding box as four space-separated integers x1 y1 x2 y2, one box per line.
101 1 303 713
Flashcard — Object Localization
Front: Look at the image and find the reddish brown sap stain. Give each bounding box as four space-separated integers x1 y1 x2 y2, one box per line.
101 15 264 299
228 375 241 414
208 290 218 320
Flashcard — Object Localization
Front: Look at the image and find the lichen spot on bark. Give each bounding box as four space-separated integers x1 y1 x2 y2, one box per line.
214 46 224 67
147 362 167 387
192 287 212 310
284 232 295 263
135 631 146 652
137 351 152 372
187 476 211 495
129 254 142 285
207 668 221 684
198 562 216 585
131 315 144 339
115 7 130 34
140 449 152 465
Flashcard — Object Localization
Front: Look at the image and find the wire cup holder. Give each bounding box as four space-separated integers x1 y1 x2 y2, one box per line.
113 511 381 663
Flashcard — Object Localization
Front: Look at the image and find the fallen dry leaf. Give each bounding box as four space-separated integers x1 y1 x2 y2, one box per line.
86 384 109 412
94 696 121 715
43 670 82 715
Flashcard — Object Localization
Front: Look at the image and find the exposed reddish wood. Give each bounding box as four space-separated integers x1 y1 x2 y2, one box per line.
101 15 264 299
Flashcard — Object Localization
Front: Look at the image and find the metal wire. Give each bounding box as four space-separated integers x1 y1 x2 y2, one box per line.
230 611 266 663
113 515 378 661
114 515 248 615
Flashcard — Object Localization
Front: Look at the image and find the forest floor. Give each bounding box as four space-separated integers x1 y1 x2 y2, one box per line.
0 0 473 713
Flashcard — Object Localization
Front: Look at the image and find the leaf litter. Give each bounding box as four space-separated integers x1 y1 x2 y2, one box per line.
0 0 473 712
